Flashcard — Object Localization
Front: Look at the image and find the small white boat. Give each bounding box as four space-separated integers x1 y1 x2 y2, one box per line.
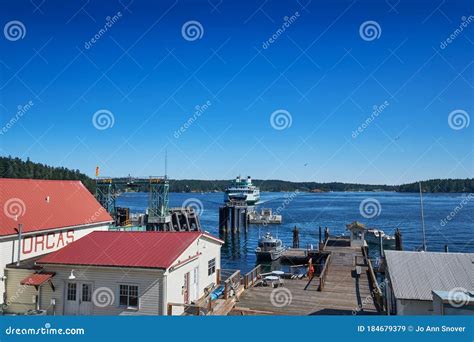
255 233 285 261
366 229 396 248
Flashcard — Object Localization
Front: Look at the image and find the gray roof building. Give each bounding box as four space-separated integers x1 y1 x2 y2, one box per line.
384 250 474 301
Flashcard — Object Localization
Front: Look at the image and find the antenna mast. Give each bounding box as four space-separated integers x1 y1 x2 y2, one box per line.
165 149 168 179
419 182 427 252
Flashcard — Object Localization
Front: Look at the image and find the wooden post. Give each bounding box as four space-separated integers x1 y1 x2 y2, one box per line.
216 269 221 284
395 228 403 251
244 208 248 231
292 226 299 248
230 207 236 233
379 232 384 257
236 208 240 232
218 207 224 232
167 303 172 316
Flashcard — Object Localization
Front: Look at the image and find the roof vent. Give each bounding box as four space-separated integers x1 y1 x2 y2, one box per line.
45 196 50 203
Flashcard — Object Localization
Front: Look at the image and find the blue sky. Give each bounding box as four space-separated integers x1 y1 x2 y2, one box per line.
0 0 472 184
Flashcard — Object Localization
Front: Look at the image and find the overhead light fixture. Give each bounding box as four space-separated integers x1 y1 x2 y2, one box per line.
68 270 76 280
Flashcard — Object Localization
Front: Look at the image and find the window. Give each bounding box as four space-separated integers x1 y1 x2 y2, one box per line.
67 283 76 301
208 258 216 276
82 284 91 302
119 285 138 309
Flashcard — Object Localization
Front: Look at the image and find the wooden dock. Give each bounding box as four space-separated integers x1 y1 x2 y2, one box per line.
232 238 381 315
280 248 328 264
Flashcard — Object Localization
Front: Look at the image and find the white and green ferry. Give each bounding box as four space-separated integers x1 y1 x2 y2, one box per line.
224 176 260 205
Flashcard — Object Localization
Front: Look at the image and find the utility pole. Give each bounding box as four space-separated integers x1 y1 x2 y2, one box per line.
419 182 427 252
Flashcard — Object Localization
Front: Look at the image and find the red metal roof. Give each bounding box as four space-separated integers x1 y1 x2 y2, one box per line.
37 231 223 269
0 178 113 237
20 272 55 286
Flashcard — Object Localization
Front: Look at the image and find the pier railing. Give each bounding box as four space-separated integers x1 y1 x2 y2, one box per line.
320 235 332 251
167 298 213 316
317 253 332 291
244 265 262 289
361 247 385 312
223 270 242 299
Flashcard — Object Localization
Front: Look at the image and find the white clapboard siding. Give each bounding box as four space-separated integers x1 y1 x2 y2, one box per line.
165 235 222 315
40 265 164 316
3 268 39 313
3 232 222 316
0 223 110 305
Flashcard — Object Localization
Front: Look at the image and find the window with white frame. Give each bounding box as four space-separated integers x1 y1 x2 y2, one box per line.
67 283 76 301
119 284 138 309
208 258 216 276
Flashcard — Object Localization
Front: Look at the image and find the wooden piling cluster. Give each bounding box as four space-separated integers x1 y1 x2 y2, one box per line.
218 201 249 233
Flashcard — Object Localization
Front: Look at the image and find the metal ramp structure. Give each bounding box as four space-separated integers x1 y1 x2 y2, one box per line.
96 176 201 232
96 176 172 231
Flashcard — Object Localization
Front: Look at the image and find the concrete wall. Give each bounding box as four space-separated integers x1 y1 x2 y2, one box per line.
0 223 110 305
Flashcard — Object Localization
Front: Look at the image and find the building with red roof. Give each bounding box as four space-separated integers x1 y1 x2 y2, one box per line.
0 178 113 309
6 230 223 316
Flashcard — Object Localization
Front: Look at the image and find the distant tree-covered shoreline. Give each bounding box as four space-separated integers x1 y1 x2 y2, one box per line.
1 156 472 194
0 156 96 193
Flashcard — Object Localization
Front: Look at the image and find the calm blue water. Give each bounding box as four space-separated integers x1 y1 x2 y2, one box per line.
117 192 473 273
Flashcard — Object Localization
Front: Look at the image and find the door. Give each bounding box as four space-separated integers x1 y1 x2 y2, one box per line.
78 283 93 315
183 272 190 304
64 282 93 315
192 266 199 301
64 282 78 315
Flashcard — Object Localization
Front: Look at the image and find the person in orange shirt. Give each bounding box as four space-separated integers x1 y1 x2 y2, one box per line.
308 264 315 279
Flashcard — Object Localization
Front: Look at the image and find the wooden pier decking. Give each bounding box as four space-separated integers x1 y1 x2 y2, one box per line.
232 238 380 315
280 248 327 264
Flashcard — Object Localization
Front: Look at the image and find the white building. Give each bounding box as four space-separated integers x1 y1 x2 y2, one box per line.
384 250 474 315
432 290 474 315
6 230 223 316
0 178 113 311
346 221 367 247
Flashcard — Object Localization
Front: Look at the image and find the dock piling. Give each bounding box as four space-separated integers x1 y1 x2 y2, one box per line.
395 228 403 250
324 227 329 243
219 201 249 234
293 226 299 248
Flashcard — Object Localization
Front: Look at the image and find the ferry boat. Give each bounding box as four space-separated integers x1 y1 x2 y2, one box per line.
255 232 285 261
224 176 260 205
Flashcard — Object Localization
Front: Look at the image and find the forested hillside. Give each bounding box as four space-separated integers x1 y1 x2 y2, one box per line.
0 156 96 192
1 156 472 193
